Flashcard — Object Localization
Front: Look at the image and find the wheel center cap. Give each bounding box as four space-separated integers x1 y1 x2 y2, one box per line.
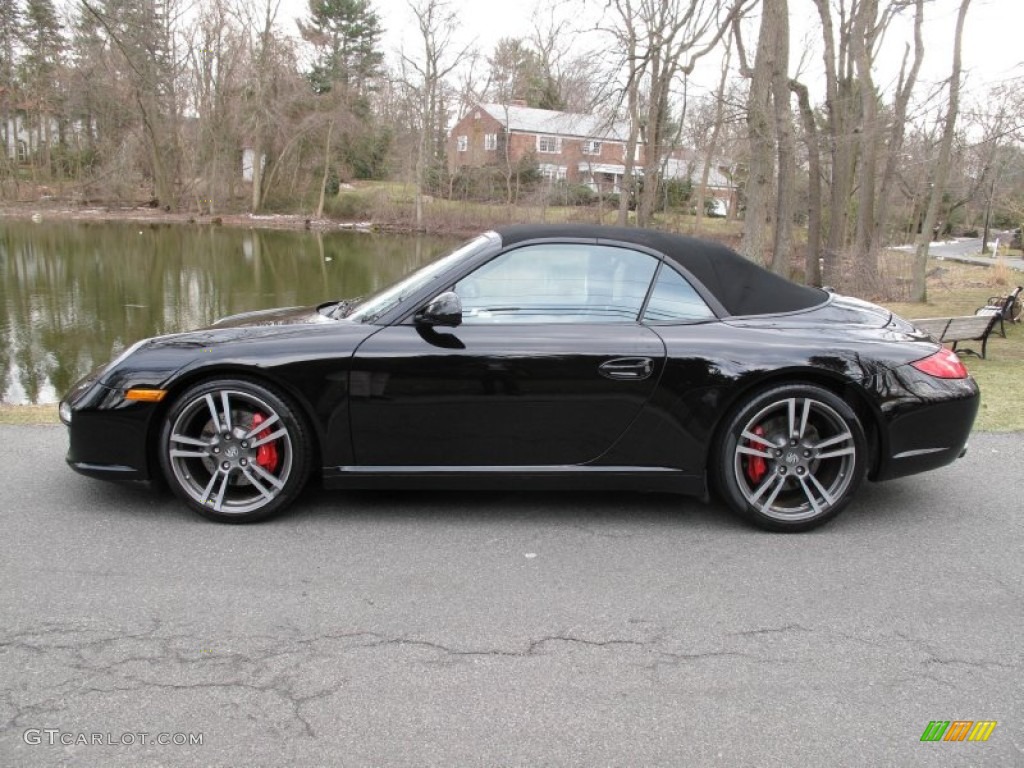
785 452 800 465
224 445 240 459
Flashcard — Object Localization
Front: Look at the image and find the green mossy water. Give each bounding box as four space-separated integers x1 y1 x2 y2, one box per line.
0 220 455 404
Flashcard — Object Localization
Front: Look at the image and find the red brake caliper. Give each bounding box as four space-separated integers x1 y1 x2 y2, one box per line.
745 425 768 484
251 412 279 473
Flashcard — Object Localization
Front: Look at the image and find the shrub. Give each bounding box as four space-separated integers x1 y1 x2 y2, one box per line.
323 191 375 220
548 182 596 207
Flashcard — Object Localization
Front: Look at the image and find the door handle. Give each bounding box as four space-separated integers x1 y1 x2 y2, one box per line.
599 357 654 381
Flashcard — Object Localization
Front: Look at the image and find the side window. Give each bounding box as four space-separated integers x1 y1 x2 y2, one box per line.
642 266 715 323
455 244 658 324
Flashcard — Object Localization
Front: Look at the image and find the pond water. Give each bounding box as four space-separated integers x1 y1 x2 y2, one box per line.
0 220 458 404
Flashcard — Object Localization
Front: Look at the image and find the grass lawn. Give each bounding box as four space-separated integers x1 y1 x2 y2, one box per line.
882 260 1023 432
0 404 60 425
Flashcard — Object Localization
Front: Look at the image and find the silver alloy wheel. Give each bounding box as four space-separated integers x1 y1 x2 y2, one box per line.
732 396 857 522
166 388 293 515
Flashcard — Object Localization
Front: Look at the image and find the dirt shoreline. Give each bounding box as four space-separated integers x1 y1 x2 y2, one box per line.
0 201 494 237
0 201 397 233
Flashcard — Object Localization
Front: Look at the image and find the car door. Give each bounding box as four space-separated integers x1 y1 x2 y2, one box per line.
348 242 668 467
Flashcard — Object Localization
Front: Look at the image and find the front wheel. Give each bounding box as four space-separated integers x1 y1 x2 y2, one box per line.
715 384 867 532
158 377 312 523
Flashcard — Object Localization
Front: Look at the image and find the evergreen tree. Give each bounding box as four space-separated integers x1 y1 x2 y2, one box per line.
0 0 21 162
298 0 383 97
20 0 64 168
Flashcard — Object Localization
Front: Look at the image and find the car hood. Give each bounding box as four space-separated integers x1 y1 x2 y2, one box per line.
211 305 330 328
137 304 370 353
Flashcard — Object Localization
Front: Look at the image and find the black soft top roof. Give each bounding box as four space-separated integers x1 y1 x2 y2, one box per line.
495 224 826 317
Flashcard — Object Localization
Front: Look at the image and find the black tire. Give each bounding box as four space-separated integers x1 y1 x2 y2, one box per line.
715 383 867 532
158 377 312 523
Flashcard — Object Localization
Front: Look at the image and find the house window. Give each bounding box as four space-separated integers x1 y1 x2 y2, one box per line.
537 135 561 154
582 140 602 156
539 163 567 182
484 133 497 151
456 135 468 152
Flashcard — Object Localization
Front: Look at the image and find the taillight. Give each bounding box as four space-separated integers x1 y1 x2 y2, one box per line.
910 348 969 379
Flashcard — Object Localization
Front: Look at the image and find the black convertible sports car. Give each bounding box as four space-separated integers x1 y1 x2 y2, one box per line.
60 225 979 531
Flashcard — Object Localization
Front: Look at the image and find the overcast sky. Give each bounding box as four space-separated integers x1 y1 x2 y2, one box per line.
276 0 1021 103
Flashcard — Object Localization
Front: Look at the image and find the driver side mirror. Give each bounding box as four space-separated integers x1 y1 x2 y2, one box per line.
415 291 462 328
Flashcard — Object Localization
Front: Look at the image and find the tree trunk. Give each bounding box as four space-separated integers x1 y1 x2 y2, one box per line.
872 0 924 250
317 119 334 219
250 140 263 213
790 79 822 286
618 23 640 228
812 0 855 254
740 0 778 265
695 42 731 235
852 0 880 284
769 0 793 276
912 0 971 302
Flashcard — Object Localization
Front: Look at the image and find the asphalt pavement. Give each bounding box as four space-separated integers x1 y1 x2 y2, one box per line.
1 424 1021 767
893 236 1024 271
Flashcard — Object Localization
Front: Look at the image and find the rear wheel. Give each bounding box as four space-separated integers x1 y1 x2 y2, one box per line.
716 384 866 532
158 378 312 523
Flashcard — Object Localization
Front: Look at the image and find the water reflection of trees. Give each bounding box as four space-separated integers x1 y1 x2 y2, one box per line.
0 222 455 404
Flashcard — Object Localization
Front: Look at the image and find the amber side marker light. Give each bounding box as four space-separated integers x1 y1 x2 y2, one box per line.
124 388 168 402
910 348 969 379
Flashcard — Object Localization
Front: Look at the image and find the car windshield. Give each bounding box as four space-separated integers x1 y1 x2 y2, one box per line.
343 234 495 323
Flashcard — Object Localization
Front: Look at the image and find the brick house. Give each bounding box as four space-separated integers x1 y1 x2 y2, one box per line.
448 103 642 194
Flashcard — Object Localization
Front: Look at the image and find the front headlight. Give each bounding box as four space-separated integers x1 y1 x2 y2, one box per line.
59 400 73 425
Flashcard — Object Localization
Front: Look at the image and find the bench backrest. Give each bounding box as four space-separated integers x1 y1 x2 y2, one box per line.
1000 286 1023 319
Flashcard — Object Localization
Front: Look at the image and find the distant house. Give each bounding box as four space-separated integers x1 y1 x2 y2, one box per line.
663 156 738 217
448 102 738 208
2 108 93 162
448 103 642 193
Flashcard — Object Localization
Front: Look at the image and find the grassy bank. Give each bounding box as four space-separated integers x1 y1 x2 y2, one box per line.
2 181 747 241
883 263 1023 432
0 404 59 425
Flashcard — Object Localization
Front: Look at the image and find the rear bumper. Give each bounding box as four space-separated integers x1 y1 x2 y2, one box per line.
872 381 979 481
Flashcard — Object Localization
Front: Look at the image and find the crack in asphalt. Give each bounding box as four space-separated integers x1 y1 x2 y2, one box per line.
2 620 1019 740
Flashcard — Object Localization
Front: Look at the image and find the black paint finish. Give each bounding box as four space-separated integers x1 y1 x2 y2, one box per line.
61 227 980 512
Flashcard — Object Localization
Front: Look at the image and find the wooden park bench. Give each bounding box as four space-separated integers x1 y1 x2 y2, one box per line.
911 311 1002 359
976 285 1022 338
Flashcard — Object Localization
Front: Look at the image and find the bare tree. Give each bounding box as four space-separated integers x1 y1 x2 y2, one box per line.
734 0 784 269
82 0 184 208
0 0 22 192
789 77 822 285
692 38 731 234
402 0 472 230
912 0 972 301
607 0 748 227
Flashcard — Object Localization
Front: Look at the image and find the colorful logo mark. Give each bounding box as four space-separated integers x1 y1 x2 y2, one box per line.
920 720 997 742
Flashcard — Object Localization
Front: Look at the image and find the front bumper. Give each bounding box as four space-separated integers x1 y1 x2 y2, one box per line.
62 378 160 486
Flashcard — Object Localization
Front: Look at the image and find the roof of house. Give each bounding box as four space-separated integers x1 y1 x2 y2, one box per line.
477 103 631 142
662 157 734 189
